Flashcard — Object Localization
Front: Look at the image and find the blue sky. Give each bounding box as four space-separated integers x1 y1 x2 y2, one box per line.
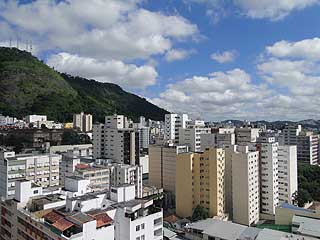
1 0 320 121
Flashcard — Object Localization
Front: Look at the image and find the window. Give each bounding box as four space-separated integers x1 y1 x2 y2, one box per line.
136 225 140 231
141 223 145 230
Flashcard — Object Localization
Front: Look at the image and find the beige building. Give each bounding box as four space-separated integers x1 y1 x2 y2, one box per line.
149 144 188 194
176 148 225 218
231 146 260 226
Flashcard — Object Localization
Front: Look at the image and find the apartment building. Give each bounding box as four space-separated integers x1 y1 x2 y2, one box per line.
235 127 260 145
278 145 298 204
149 144 189 194
176 148 225 218
74 164 111 192
257 138 279 215
281 125 319 165
93 115 140 165
73 112 93 132
0 151 60 199
179 120 211 152
0 179 163 240
229 145 260 226
200 129 236 150
164 113 189 143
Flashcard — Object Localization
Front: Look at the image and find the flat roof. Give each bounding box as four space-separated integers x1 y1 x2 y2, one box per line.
279 203 315 213
293 215 320 237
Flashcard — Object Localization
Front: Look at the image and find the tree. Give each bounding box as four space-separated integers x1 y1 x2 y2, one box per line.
61 130 91 145
293 189 313 207
192 205 209 221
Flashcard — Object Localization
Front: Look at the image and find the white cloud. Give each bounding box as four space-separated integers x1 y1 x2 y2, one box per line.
186 0 319 21
235 0 319 20
165 49 195 62
47 52 157 89
0 0 198 61
210 50 238 63
150 69 275 120
266 38 320 60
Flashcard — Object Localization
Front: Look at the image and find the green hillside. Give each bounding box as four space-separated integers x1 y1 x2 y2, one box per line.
0 47 168 122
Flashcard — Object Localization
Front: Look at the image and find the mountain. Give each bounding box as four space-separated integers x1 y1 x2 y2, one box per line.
0 47 168 122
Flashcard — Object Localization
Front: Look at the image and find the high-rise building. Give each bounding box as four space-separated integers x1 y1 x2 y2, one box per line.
230 145 260 226
179 120 211 152
201 128 235 150
164 113 189 143
278 145 298 204
176 148 225 218
0 151 60 199
257 139 279 215
149 144 188 194
236 127 260 145
93 115 140 165
73 112 93 132
281 125 319 165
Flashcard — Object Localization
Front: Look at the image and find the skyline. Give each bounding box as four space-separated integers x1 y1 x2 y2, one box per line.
1 0 320 121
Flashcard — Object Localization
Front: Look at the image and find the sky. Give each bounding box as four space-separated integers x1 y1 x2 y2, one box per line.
1 0 320 121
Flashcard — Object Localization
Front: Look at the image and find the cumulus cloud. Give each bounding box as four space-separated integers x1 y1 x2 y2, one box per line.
150 69 276 120
0 0 198 89
210 50 238 63
0 1 198 61
165 49 196 62
235 0 319 20
266 38 320 60
47 53 157 89
186 0 319 21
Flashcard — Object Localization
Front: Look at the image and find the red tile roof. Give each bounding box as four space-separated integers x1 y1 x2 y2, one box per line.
52 218 74 232
43 211 64 223
75 163 89 169
87 212 113 228
164 215 178 223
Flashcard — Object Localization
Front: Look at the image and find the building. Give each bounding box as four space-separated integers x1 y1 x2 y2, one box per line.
278 145 298 204
236 127 260 145
275 202 320 225
297 132 319 165
230 145 260 226
93 115 140 164
25 114 47 124
0 151 60 199
281 125 319 165
176 148 225 218
0 179 163 240
149 144 188 194
257 138 279 216
201 130 235 150
164 113 189 143
73 112 93 132
179 120 211 152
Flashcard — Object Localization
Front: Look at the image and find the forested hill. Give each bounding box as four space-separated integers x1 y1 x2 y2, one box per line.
0 47 168 122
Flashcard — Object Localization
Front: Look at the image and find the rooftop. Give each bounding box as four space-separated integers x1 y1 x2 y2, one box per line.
279 203 315 213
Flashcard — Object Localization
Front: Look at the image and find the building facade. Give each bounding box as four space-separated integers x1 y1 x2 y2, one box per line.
176 148 225 218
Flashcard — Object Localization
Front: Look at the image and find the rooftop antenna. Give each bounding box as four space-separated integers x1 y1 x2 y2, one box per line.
9 38 12 48
16 35 19 49
30 40 33 54
26 40 29 52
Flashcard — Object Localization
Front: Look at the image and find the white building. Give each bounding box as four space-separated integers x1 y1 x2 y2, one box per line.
0 151 60 199
25 114 47 124
164 113 189 143
179 120 211 152
278 145 298 204
0 178 162 240
73 112 93 132
257 139 279 215
229 145 260 226
93 115 140 165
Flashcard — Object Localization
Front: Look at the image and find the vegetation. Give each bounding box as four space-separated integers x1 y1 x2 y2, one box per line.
61 131 92 145
295 163 320 207
191 205 209 221
0 47 168 122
